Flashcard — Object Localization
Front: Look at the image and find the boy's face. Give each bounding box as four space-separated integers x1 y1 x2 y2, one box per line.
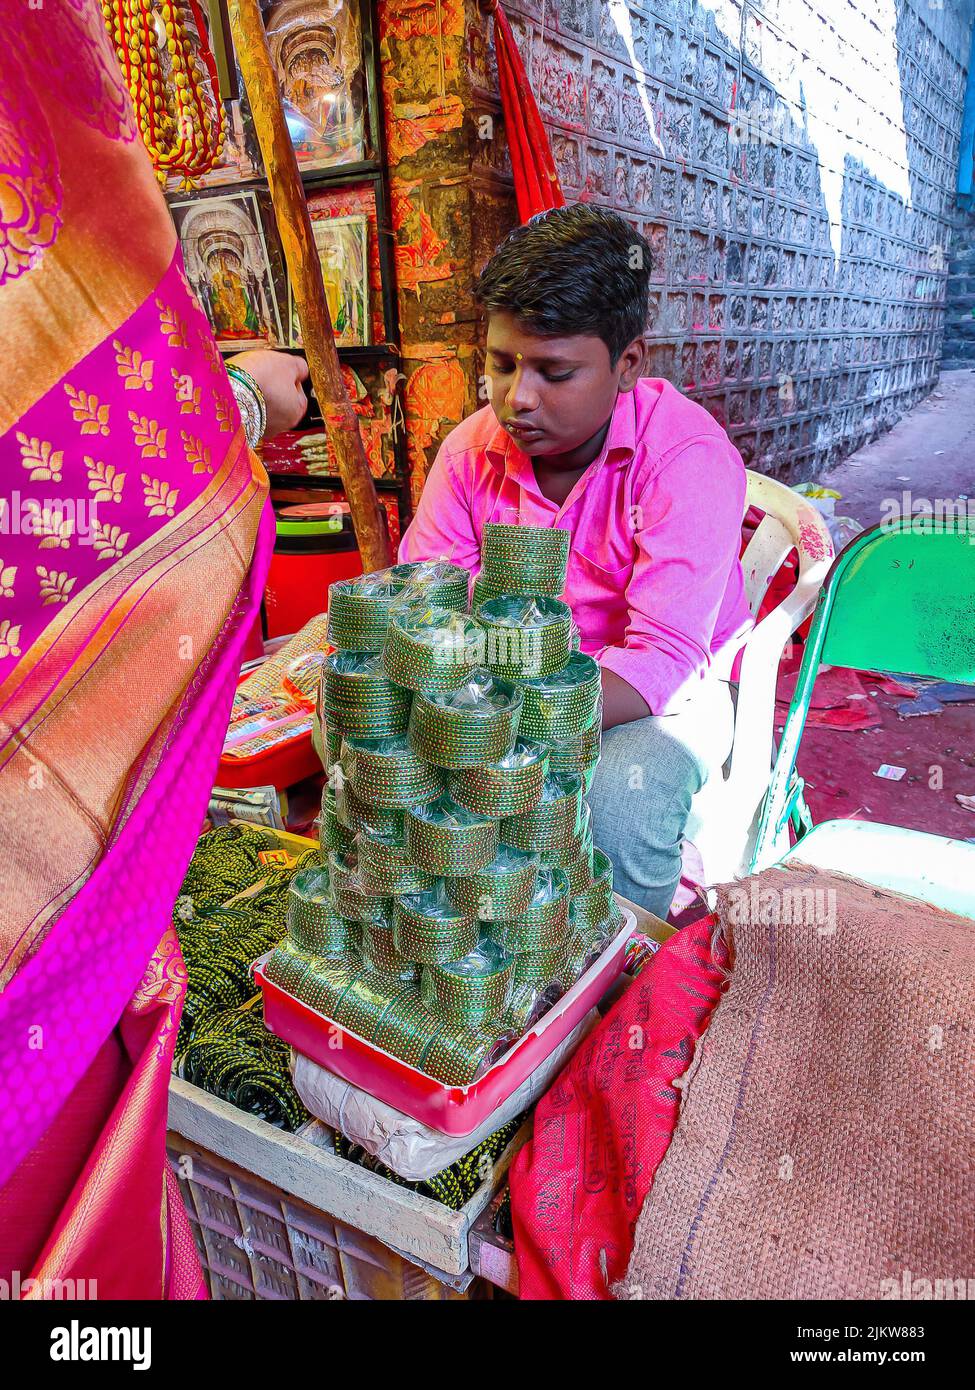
485 310 646 461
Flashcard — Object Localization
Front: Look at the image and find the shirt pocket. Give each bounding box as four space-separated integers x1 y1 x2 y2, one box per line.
571 547 633 595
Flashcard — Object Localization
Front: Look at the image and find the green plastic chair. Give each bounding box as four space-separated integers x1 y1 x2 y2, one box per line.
751 515 975 919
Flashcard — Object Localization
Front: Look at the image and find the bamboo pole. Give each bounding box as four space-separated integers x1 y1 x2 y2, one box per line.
229 0 392 571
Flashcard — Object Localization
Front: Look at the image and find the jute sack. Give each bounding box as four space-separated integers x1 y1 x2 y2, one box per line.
616 860 975 1300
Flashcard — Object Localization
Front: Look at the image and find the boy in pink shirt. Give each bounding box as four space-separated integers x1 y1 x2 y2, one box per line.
401 204 752 916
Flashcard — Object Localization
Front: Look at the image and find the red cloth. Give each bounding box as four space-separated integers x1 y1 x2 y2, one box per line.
509 918 727 1299
492 4 565 220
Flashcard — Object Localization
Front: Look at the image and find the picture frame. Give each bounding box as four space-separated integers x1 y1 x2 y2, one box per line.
171 189 286 350
288 213 370 348
262 0 370 173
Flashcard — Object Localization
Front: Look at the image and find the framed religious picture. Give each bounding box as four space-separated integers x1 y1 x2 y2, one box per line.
304 183 386 343
288 213 370 347
262 0 370 173
163 8 263 192
171 190 286 350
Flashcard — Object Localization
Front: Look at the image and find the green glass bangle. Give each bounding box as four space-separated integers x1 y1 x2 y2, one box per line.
484 867 570 953
421 934 515 1028
341 733 445 809
404 794 500 876
446 844 540 921
356 827 437 897
500 771 584 854
326 572 413 653
383 606 485 695
517 653 602 743
408 672 522 771
475 595 573 681
448 737 548 818
393 883 480 966
322 650 413 737
286 866 360 955
480 522 570 597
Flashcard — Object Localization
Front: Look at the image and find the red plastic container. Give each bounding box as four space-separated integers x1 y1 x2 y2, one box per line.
255 909 634 1136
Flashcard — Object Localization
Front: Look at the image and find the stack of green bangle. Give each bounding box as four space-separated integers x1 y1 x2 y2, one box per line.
333 972 416 1040
421 934 515 1028
547 719 602 783
388 560 470 613
418 1019 515 1085
383 606 484 695
485 867 569 952
448 737 547 818
327 848 387 921
513 944 565 988
480 522 570 597
569 849 618 931
356 827 436 897
476 595 573 681
319 786 357 854
447 844 540 921
286 867 360 956
516 653 602 743
372 993 446 1068
471 573 505 611
393 882 479 965
334 783 404 840
322 651 412 737
404 795 499 876
341 734 445 809
501 771 584 853
557 841 596 896
408 671 522 770
327 572 413 652
360 920 420 982
320 720 344 772
263 940 314 996
502 979 561 1032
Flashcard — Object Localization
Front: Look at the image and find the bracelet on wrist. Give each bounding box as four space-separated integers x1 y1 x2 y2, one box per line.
226 364 267 448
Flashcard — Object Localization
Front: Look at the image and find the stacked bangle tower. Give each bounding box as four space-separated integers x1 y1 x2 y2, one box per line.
267 543 623 1086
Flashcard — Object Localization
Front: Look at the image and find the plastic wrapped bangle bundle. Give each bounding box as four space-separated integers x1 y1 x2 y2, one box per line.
560 841 596 896
341 734 445 809
513 944 566 988
485 867 569 952
421 934 515 1028
547 719 602 782
500 771 584 854
263 941 315 996
360 920 420 983
569 849 617 930
480 522 570 597
476 595 573 681
326 571 415 652
404 795 499 876
418 1019 515 1085
448 737 548 818
516 653 602 743
408 671 522 770
319 787 357 854
447 844 540 921
320 719 344 773
322 651 412 737
372 993 446 1068
471 573 506 611
327 848 387 921
388 560 470 613
393 882 479 965
503 979 562 1032
286 867 360 955
333 972 414 1041
296 957 363 1018
383 607 484 695
356 827 436 897
334 783 404 840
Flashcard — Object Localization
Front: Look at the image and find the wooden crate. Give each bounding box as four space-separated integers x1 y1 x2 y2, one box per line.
168 1077 528 1294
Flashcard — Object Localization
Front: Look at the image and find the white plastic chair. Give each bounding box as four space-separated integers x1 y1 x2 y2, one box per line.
681 471 834 888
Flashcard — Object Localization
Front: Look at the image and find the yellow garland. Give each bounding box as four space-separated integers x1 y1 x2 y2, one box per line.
102 0 226 186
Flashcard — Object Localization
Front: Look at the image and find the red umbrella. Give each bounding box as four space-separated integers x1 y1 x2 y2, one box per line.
483 0 566 220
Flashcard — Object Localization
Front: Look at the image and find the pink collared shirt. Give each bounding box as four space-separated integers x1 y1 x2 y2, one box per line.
399 378 753 715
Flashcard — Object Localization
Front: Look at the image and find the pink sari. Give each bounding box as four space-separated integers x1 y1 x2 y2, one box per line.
0 0 272 1297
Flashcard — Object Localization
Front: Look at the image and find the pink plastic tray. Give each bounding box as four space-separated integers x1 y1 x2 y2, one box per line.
255 909 634 1136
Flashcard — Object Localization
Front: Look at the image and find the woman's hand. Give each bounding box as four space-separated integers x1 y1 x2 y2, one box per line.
227 350 310 439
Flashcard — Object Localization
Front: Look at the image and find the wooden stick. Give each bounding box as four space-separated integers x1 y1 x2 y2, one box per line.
229 0 391 571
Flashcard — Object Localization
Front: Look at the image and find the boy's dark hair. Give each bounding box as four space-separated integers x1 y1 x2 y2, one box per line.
474 203 652 364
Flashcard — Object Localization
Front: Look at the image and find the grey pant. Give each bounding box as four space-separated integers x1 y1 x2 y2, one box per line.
587 680 736 919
